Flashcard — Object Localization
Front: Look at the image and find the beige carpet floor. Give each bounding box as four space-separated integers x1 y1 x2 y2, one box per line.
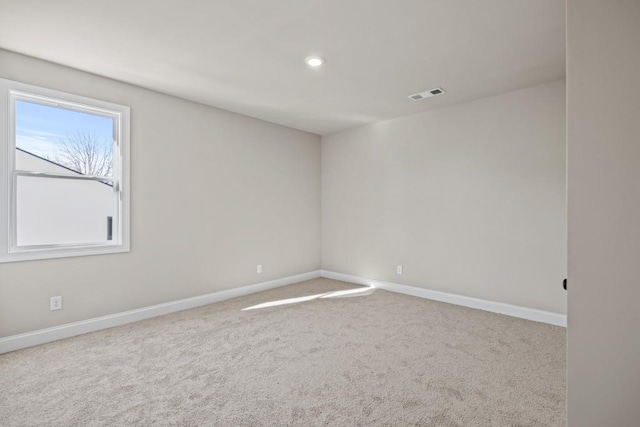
0 278 566 426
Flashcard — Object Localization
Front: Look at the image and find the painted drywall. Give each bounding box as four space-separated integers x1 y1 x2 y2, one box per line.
567 1 640 425
0 49 321 337
322 80 566 314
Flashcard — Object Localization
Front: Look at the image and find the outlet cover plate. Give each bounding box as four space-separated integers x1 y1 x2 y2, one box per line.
50 296 62 311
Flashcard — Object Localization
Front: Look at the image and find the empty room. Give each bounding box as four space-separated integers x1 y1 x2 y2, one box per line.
1 1 639 426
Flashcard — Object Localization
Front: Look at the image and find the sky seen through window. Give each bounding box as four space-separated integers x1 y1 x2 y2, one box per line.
16 100 114 175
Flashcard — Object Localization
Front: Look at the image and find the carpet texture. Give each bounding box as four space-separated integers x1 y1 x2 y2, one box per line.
0 278 566 426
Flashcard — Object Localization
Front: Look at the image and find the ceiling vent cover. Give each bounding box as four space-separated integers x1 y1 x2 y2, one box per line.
408 87 446 101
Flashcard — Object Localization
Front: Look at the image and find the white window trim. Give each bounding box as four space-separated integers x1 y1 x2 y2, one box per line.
0 78 130 263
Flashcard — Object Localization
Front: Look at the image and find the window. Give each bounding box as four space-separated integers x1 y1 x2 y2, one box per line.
0 79 130 262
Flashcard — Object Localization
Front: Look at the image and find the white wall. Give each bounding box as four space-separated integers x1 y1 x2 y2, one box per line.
567 1 640 425
0 49 321 337
322 80 566 314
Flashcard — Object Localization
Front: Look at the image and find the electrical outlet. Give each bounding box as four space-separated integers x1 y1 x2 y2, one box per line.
396 265 403 275
50 296 63 311
257 264 263 274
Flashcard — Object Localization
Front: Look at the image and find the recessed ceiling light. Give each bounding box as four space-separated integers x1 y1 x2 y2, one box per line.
305 56 324 67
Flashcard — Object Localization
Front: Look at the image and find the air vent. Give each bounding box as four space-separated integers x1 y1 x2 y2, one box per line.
408 87 446 101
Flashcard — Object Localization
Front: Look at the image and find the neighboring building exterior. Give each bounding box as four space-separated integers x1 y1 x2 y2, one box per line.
15 148 114 246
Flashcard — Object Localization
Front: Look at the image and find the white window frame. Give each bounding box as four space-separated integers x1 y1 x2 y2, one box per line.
0 78 130 262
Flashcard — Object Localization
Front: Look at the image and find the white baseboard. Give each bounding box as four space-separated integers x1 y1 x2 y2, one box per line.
1 269 565 354
0 270 321 354
321 270 566 327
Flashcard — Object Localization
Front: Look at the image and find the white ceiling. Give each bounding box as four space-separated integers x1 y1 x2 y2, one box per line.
0 0 565 135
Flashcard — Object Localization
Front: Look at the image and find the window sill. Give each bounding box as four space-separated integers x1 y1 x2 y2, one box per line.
0 243 130 263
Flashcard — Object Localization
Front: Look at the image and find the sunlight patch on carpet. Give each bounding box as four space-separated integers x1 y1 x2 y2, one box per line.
242 287 374 311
